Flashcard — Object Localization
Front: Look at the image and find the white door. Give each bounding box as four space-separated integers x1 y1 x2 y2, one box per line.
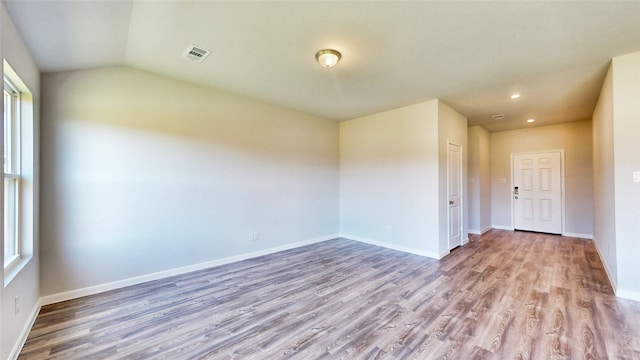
513 151 562 234
448 143 462 249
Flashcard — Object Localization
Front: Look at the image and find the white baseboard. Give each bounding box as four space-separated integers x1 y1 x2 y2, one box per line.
468 226 492 235
591 236 618 296
340 233 441 260
562 232 593 240
616 289 640 302
40 234 339 306
491 225 514 231
8 300 41 360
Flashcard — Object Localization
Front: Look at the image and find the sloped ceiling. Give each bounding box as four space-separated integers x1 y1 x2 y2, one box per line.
4 1 640 131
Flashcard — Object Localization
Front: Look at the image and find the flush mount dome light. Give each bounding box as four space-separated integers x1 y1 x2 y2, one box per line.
315 49 341 67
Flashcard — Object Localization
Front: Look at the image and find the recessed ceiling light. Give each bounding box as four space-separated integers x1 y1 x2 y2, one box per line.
510 94 521 99
527 118 535 123
315 49 341 68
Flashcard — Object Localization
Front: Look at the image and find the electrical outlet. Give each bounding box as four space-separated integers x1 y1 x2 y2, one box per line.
250 232 260 241
14 295 20 315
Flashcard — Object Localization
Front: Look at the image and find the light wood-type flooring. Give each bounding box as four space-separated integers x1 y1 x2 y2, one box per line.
19 230 640 359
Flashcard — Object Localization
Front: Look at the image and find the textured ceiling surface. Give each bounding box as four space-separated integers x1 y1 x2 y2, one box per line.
5 1 640 131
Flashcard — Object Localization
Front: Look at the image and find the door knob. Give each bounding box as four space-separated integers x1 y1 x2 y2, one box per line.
449 201 454 205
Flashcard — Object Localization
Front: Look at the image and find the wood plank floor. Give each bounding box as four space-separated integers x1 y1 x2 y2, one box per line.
19 230 640 359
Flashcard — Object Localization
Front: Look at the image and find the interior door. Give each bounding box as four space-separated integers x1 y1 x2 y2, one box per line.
448 143 462 249
513 151 562 234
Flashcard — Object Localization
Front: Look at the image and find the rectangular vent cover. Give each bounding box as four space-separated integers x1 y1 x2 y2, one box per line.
491 114 505 120
183 45 211 63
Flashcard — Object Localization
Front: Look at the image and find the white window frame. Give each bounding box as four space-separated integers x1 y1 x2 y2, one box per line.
3 59 34 285
3 78 21 270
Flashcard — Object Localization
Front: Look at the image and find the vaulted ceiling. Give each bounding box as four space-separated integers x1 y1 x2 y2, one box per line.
4 1 640 131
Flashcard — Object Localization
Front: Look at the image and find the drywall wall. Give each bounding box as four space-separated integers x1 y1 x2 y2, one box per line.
592 51 640 301
437 101 468 252
468 125 491 234
592 65 617 287
40 66 339 297
339 100 440 257
340 99 468 258
611 52 640 299
491 120 593 237
1 4 41 360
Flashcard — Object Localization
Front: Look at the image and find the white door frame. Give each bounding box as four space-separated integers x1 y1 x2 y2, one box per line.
510 149 566 234
447 141 463 250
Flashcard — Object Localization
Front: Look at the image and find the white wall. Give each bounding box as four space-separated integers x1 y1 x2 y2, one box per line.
339 100 440 257
592 65 617 287
40 66 340 297
1 5 40 360
468 125 491 234
490 120 593 238
339 99 467 258
610 52 640 300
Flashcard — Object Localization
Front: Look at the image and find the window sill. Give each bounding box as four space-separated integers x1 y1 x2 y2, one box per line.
4 255 32 287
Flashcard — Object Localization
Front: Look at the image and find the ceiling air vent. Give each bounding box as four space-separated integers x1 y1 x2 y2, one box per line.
491 114 505 120
183 45 211 63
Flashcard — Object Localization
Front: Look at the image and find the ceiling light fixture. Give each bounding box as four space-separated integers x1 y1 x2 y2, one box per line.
527 118 535 123
511 94 521 99
315 49 341 68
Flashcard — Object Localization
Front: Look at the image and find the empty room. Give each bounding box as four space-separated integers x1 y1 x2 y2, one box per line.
1 1 639 359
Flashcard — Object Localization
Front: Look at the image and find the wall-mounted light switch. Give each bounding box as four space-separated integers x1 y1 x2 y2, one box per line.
633 171 640 183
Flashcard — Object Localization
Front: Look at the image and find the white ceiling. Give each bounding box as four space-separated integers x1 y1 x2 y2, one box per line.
4 1 640 131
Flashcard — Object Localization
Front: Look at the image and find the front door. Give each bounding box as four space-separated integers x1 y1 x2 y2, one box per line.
512 151 562 234
448 143 462 249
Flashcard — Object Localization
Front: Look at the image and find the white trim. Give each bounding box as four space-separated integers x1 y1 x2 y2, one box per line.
468 226 493 235
562 232 593 240
580 237 640 302
491 225 514 231
40 234 339 305
8 300 40 360
591 236 618 294
616 289 640 302
340 233 442 259
3 255 32 287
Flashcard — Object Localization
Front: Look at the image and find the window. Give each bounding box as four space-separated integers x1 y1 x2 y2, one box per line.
3 59 34 281
3 79 20 269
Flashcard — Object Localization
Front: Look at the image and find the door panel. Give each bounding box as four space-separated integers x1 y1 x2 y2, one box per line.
448 143 462 249
523 198 533 219
523 169 533 190
513 151 562 234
